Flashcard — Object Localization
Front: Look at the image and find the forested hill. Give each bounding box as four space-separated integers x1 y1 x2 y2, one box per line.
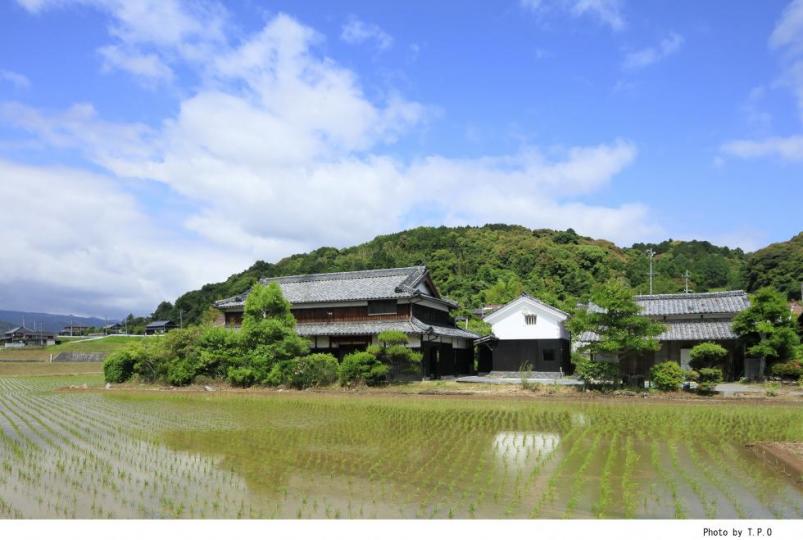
159 225 785 326
743 232 803 301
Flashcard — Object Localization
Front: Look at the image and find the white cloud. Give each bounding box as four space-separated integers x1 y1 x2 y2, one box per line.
0 159 245 316
0 69 31 89
17 0 226 83
721 1 803 162
341 16 393 51
720 136 803 161
521 0 625 31
770 0 803 51
98 45 173 83
622 32 684 70
4 5 656 316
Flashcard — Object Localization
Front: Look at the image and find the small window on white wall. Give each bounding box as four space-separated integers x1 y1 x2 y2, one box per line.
524 314 537 325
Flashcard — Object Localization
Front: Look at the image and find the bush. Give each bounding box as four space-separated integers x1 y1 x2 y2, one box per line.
770 360 803 380
103 349 137 383
696 367 723 395
227 366 257 387
337 351 389 386
267 354 339 389
689 342 728 370
685 369 700 382
698 367 723 384
166 358 196 386
650 361 684 391
573 354 620 387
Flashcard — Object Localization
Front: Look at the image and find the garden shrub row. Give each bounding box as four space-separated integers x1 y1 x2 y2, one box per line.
103 283 420 389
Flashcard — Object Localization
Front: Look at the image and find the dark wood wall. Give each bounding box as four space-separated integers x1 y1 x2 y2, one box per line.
488 339 571 373
293 303 410 323
224 303 411 326
412 304 453 326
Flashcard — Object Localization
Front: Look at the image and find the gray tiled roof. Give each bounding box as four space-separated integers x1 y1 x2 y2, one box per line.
146 320 173 328
584 290 749 317
634 290 749 316
296 320 420 337
215 266 456 308
578 319 738 343
295 318 478 339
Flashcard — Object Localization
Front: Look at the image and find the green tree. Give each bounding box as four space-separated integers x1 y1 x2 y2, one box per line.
151 301 175 321
483 273 523 304
733 287 800 365
368 330 422 379
689 342 728 370
570 279 665 358
231 282 309 384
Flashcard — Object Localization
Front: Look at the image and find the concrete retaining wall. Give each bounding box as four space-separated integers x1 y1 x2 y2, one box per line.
52 352 107 363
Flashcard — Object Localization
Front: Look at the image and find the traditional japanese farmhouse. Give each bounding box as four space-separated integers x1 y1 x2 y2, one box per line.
145 320 177 335
475 294 572 374
3 326 57 348
103 322 124 334
579 290 750 381
214 266 479 378
59 324 90 336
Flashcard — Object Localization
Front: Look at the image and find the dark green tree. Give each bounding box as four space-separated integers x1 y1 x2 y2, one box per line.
733 287 800 365
233 282 310 384
570 279 665 358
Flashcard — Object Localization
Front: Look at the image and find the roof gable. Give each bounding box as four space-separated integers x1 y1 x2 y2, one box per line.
483 294 568 325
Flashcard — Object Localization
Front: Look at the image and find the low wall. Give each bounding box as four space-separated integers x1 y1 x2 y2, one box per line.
52 352 107 363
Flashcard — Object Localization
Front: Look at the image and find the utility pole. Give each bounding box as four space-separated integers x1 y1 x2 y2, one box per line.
646 249 656 295
179 310 183 329
683 270 691 294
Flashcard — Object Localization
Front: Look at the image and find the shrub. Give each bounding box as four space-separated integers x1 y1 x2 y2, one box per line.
696 367 723 395
769 360 803 380
376 330 409 346
765 381 780 397
337 351 389 386
103 349 136 383
650 361 684 391
573 354 620 387
268 354 339 389
685 369 700 382
227 367 257 387
698 367 723 384
166 358 196 386
689 342 728 370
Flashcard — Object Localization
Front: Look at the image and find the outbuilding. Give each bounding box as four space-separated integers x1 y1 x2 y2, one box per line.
476 294 571 374
145 320 177 335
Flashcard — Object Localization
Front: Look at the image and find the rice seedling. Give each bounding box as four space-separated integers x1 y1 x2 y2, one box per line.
0 374 801 518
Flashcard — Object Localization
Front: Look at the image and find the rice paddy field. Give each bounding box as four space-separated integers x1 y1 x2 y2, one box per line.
0 372 801 519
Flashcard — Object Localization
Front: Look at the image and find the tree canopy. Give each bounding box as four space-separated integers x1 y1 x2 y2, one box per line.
569 279 665 357
145 226 801 326
733 287 800 364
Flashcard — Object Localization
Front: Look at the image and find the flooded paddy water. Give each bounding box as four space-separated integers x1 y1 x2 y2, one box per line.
0 375 801 518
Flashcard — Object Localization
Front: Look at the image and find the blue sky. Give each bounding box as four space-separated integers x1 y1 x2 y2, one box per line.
0 0 801 318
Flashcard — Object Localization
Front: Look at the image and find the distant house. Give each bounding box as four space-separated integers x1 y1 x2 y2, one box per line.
475 294 571 374
59 324 91 336
214 266 479 378
3 326 56 348
103 323 123 335
579 290 750 381
145 320 177 335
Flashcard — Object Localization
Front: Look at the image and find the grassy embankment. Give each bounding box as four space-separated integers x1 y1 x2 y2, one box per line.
0 335 150 361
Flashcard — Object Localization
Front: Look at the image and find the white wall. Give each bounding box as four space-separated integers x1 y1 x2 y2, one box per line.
485 297 569 340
